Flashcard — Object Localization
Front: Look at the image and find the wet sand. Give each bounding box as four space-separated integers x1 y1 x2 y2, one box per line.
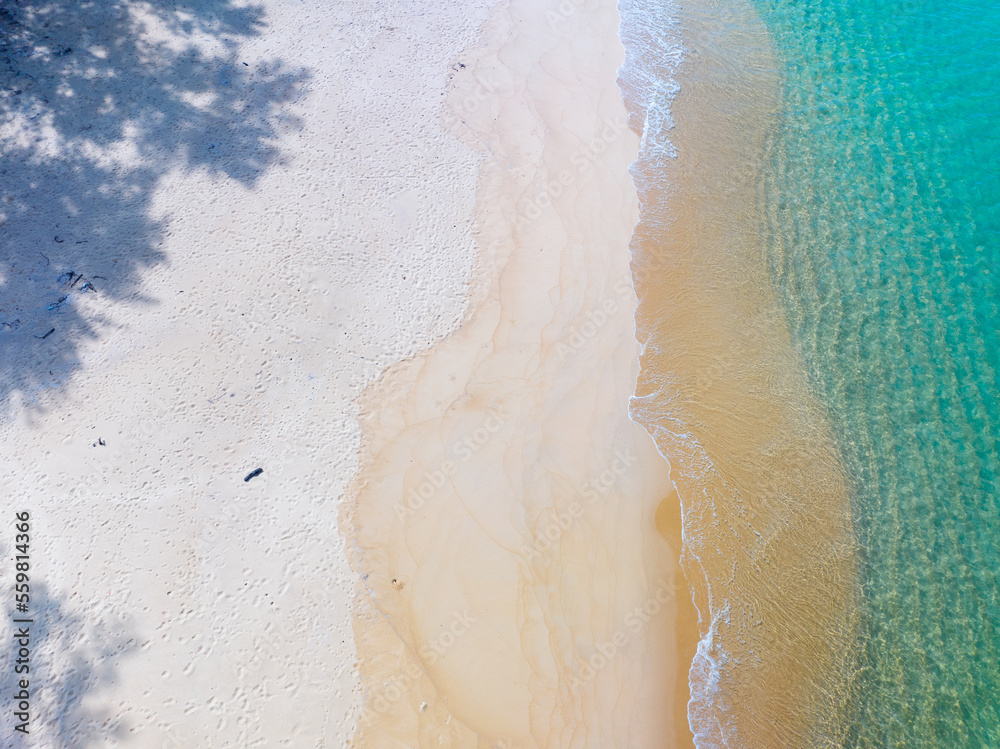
342 0 696 745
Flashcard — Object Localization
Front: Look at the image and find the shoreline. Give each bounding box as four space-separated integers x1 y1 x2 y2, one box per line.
623 0 861 744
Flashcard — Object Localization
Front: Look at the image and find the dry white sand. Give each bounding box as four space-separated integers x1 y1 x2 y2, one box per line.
1 0 690 746
1 0 495 745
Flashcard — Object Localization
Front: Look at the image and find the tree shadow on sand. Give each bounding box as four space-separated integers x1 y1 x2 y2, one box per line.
0 0 308 409
2 576 136 747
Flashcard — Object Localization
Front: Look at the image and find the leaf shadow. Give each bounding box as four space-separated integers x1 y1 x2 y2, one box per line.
2 575 137 746
0 0 309 411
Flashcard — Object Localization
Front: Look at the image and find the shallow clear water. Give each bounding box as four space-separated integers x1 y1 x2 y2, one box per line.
754 0 1000 744
620 1 860 745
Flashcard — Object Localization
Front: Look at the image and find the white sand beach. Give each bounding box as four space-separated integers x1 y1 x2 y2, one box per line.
1 0 493 744
0 0 689 746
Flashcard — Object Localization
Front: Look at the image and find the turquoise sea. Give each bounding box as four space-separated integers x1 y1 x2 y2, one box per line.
756 0 1000 745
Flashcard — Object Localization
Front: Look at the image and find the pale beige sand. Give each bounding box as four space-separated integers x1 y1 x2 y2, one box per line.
0 0 496 745
342 0 692 746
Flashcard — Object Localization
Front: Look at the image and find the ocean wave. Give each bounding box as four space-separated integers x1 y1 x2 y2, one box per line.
616 0 861 745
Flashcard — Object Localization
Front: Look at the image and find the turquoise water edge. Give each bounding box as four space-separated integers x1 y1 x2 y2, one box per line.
753 0 1000 745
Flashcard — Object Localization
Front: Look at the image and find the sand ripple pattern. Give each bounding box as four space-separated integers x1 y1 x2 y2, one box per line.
757 0 1000 744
